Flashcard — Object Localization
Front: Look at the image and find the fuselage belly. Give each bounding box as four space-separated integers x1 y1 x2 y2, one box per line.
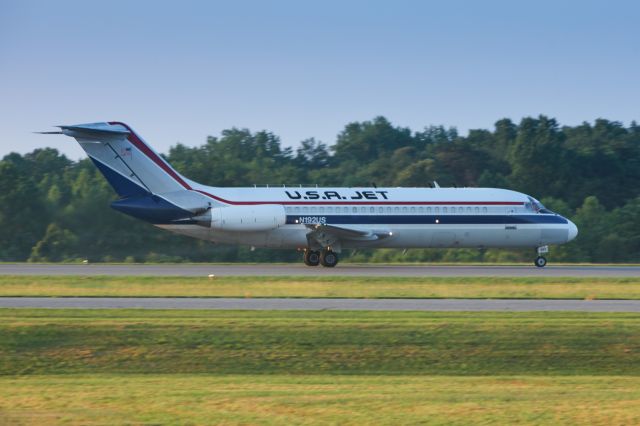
158 222 570 249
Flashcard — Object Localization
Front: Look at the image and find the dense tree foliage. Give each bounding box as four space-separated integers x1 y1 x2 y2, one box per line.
1 116 638 263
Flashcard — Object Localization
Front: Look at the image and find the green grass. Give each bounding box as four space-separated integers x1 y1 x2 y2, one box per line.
2 309 640 376
2 375 640 425
2 275 640 298
3 309 640 424
5 261 640 265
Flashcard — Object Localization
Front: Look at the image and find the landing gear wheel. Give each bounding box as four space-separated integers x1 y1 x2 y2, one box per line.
534 256 547 268
320 250 339 267
303 250 320 266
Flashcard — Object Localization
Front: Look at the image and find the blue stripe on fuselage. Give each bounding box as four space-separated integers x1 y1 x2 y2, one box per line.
286 214 568 225
146 213 567 226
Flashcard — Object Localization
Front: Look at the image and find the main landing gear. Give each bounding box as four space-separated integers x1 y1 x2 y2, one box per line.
534 245 549 268
303 250 320 266
303 249 339 267
320 250 339 267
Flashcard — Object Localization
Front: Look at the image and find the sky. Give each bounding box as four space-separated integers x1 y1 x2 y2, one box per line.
1 0 638 159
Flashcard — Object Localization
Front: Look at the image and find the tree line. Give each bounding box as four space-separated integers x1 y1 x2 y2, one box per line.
1 115 639 263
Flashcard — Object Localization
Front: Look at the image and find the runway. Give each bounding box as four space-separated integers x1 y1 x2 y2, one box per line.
2 297 640 311
1 264 639 277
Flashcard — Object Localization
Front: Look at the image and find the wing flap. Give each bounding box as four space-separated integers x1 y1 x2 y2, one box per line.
305 224 393 241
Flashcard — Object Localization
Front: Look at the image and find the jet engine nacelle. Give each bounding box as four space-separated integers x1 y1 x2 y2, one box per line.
210 204 286 231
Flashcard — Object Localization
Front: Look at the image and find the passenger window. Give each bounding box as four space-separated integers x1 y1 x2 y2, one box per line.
459 207 463 213
395 207 400 213
443 207 447 214
361 206 366 213
475 207 479 213
370 206 375 213
387 207 391 213
483 207 488 213
303 207 308 213
467 207 471 213
327 207 332 213
410 207 416 213
427 207 432 214
435 207 439 214
402 207 408 213
353 207 358 213
319 207 324 213
419 206 424 213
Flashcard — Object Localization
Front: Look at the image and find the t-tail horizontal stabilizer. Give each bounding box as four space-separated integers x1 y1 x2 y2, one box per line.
52 122 190 196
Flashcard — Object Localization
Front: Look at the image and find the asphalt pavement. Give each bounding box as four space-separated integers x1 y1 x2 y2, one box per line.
1 297 640 311
1 264 638 277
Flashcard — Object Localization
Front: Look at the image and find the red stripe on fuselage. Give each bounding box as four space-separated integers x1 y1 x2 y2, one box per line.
194 190 522 205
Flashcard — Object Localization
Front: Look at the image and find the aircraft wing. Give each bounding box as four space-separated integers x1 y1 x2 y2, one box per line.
305 224 393 242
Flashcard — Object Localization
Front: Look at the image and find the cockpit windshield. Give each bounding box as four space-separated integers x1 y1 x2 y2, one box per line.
525 197 553 214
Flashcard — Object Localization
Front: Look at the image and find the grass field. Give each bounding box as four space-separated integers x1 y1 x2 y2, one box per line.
2 309 640 375
2 275 640 299
2 375 640 425
3 309 640 424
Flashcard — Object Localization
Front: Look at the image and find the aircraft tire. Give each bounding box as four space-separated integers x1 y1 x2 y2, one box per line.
320 250 339 267
303 250 320 266
534 256 547 268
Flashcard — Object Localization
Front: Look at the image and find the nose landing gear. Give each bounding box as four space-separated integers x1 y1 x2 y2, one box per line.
534 256 547 268
534 245 549 268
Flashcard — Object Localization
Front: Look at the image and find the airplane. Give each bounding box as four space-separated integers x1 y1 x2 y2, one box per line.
44 122 578 268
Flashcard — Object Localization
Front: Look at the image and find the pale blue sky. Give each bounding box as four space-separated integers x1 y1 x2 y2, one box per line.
1 0 638 159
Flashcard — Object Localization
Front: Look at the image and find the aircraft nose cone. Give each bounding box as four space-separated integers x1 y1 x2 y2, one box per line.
567 220 578 242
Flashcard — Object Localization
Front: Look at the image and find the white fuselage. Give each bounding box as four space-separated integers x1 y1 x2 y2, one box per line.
59 121 577 262
157 185 577 251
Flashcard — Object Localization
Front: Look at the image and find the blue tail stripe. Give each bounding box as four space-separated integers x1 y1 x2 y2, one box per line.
89 156 149 198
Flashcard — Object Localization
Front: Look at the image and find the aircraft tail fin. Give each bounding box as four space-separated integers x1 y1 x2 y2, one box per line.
59 122 192 198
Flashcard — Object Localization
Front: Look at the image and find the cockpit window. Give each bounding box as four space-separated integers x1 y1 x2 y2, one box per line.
526 197 552 214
